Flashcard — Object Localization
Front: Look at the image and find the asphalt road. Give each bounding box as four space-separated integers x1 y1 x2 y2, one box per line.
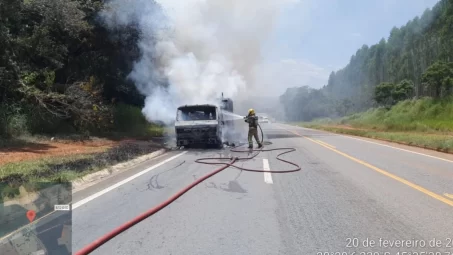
72 123 453 255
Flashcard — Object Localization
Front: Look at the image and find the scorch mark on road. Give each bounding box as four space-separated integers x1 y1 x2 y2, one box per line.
72 151 188 209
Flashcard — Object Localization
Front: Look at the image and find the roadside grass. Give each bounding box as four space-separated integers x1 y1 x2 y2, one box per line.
339 97 453 132
297 97 453 153
299 124 453 153
0 142 163 201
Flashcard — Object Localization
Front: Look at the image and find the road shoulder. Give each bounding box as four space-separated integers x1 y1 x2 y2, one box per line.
280 123 453 163
71 150 184 204
71 149 167 193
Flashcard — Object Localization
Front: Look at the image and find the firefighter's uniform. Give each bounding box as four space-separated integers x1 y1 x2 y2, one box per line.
244 109 263 149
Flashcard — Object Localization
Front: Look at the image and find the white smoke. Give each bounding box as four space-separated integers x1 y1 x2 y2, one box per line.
101 0 294 124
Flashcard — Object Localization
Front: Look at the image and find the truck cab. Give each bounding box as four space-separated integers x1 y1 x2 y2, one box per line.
175 104 223 147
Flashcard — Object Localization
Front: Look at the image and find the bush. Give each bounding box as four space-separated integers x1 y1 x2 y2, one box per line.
0 102 164 139
108 103 164 138
113 103 148 133
0 104 30 138
0 103 79 138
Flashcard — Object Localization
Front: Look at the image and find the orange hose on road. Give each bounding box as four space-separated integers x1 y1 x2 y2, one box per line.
75 145 300 255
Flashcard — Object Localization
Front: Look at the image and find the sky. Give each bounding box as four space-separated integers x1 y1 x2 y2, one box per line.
254 0 440 97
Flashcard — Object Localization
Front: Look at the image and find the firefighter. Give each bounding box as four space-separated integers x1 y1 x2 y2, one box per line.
244 108 263 149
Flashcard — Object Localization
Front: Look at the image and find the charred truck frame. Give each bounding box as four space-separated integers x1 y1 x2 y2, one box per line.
174 93 234 148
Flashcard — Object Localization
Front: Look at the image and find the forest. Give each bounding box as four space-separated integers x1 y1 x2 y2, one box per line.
280 0 453 122
0 0 162 139
3 0 453 135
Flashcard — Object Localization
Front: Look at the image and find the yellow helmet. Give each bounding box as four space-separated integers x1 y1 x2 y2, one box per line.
248 108 255 115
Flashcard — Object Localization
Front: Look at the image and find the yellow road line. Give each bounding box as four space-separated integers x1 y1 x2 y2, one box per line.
444 193 453 200
285 128 453 207
315 139 336 149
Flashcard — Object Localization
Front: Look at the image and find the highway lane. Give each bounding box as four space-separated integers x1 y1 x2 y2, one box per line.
72 123 453 254
267 124 452 254
278 123 453 195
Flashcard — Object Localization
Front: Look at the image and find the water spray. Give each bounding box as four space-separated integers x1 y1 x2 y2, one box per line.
221 111 245 120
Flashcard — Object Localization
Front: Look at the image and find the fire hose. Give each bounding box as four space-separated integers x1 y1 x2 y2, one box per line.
75 124 300 255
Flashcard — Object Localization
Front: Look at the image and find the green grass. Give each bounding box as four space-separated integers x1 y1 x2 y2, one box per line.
340 97 453 132
0 154 95 202
298 97 453 153
106 103 165 139
0 142 163 201
147 125 165 136
301 125 453 153
0 154 98 183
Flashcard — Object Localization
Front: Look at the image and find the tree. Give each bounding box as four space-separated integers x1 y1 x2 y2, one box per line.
392 79 414 102
421 61 453 98
374 82 395 106
336 99 354 116
0 0 153 137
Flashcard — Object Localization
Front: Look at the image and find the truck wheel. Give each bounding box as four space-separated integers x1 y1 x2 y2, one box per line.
216 137 223 149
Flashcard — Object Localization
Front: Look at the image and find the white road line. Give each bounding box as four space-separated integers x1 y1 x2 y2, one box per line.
339 135 453 164
72 151 188 209
278 123 453 164
263 159 273 184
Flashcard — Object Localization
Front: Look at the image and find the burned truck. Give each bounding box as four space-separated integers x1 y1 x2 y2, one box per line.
175 104 224 147
174 93 239 148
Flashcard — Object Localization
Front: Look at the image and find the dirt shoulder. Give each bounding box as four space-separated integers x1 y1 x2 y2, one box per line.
0 139 119 167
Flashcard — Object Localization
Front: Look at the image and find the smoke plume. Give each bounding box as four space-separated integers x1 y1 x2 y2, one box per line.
101 0 290 124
